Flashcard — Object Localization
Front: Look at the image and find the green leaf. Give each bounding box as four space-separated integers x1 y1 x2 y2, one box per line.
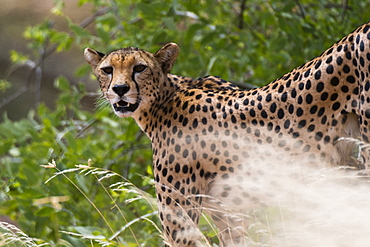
51 31 73 52
54 76 71 91
74 226 106 240
69 23 91 37
9 50 29 64
35 206 55 217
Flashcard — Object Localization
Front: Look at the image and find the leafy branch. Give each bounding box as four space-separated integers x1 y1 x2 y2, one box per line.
0 6 110 110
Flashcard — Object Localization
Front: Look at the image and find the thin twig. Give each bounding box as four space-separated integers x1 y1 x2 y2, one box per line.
295 0 306 19
238 0 247 30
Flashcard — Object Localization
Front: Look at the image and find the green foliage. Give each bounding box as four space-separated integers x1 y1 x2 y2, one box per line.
1 0 370 246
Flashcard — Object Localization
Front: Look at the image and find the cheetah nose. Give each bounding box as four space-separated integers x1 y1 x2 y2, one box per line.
112 84 130 97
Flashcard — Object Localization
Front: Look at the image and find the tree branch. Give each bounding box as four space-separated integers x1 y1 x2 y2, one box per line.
0 6 111 110
238 0 247 29
295 0 306 19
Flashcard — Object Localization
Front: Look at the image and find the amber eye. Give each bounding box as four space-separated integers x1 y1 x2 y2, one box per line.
101 66 113 75
133 64 147 73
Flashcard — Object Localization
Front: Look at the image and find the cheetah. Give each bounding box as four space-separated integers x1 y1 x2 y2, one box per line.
84 22 370 246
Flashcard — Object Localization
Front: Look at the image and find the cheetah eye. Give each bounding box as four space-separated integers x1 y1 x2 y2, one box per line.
133 64 147 73
101 66 113 75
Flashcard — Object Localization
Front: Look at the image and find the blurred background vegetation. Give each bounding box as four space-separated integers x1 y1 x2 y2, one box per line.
0 0 370 246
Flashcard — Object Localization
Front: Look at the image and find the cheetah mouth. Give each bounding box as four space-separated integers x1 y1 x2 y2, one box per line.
113 100 139 113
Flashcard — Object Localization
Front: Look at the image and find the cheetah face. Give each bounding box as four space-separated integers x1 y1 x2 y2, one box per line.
84 43 179 118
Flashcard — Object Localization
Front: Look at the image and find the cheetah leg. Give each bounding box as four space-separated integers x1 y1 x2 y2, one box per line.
334 113 364 168
204 198 248 247
156 177 209 247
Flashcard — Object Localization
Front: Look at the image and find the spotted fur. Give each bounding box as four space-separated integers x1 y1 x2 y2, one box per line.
84 22 370 246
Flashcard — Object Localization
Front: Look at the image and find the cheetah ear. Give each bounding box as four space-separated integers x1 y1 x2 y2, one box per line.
84 48 105 69
154 43 179 73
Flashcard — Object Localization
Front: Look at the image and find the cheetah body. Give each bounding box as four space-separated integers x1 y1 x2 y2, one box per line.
84 22 370 246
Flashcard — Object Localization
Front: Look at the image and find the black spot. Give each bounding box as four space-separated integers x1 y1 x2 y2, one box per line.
346 75 356 84
261 110 268 118
306 94 313 104
304 69 311 77
315 132 323 141
182 149 189 158
294 72 300 81
324 136 331 144
250 109 256 117
296 107 303 117
166 197 171 205
360 57 365 67
169 155 175 164
292 132 300 138
182 118 188 127
189 105 195 113
316 82 324 92
286 80 292 87
202 117 207 125
278 140 287 147
266 94 272 102
182 165 189 173
303 145 311 152
365 109 370 118
326 56 333 63
343 65 350 73
202 105 208 113
288 104 294 114
291 88 297 98
297 96 303 104
281 92 288 102
330 76 339 86
306 80 312 90
278 109 284 119
284 120 290 129
346 51 352 60
330 93 338 101
175 163 180 173
307 124 315 132
298 120 306 128
182 101 188 110
270 103 277 113
318 107 325 117
310 105 317 114
364 24 370 33
321 92 328 101
341 85 349 93
192 119 198 128
336 56 343 65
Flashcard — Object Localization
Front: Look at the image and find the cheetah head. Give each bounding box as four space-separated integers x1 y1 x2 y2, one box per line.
84 43 179 118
